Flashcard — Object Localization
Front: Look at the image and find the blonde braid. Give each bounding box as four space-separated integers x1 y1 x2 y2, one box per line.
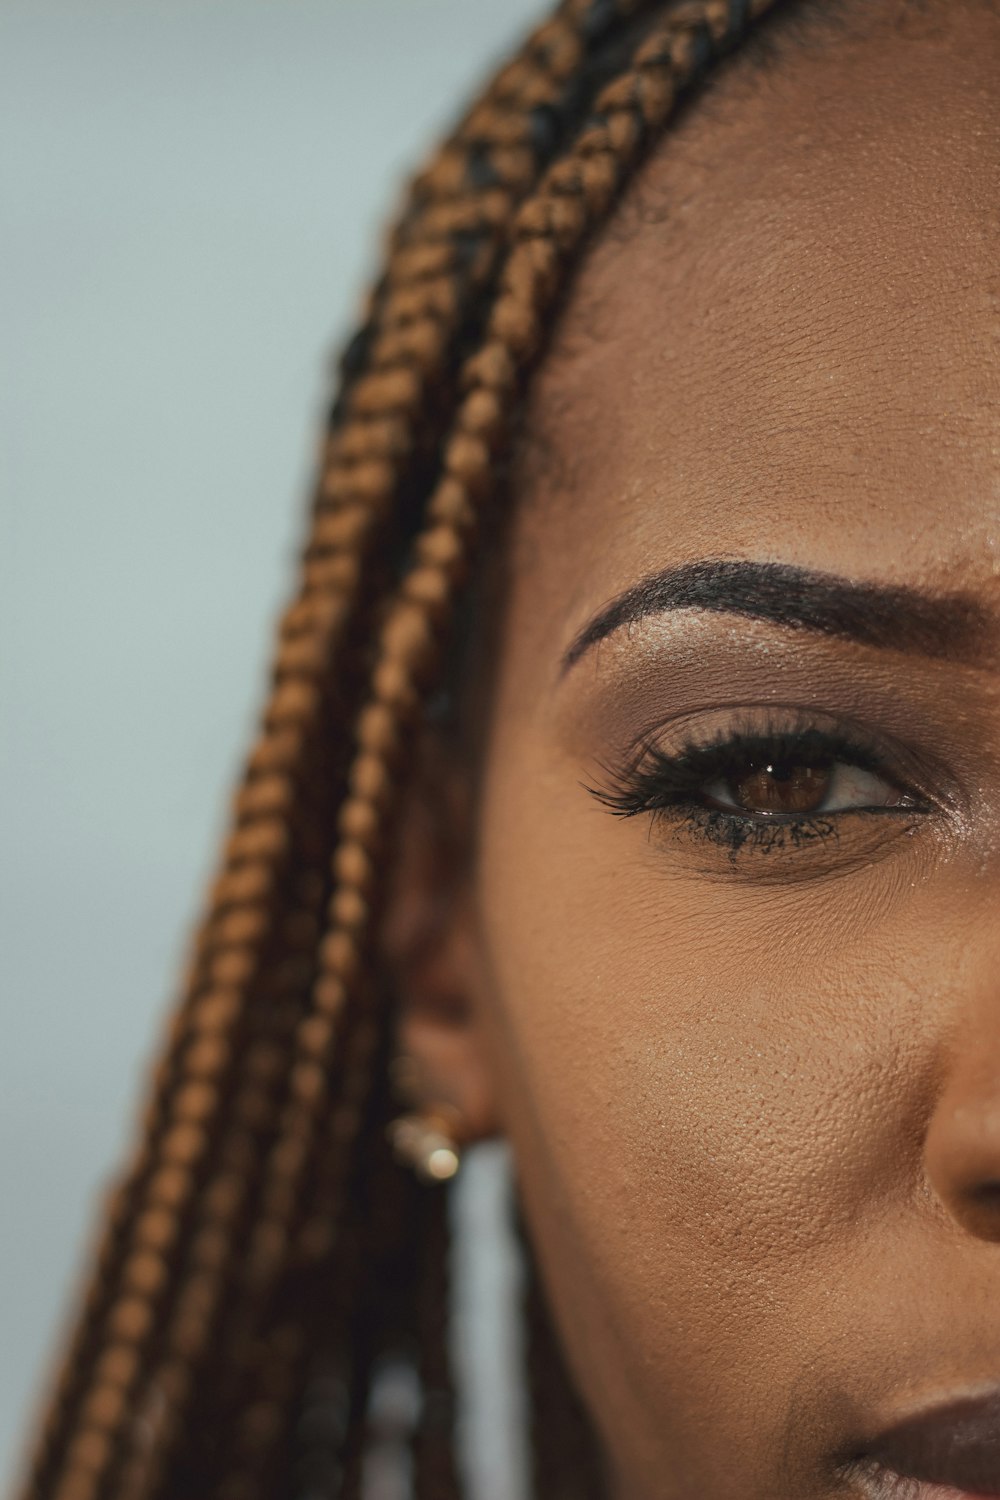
100 9 674 1489
24 25 582 1500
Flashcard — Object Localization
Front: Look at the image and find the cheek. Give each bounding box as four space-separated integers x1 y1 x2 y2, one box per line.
470 720 946 1491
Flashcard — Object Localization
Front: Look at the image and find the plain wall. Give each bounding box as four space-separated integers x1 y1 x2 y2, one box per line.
1 3 543 1490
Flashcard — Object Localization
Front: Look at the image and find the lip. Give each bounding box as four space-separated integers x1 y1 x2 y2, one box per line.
847 1389 1000 1498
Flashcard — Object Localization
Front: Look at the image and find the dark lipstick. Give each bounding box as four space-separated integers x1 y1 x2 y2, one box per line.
854 1390 1000 1497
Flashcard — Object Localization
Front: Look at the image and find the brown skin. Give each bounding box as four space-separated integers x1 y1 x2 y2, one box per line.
383 3 1000 1496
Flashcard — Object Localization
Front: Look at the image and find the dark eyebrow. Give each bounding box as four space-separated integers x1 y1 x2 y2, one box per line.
558 559 992 677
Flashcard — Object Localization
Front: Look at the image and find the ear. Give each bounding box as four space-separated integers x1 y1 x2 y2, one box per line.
378 721 501 1144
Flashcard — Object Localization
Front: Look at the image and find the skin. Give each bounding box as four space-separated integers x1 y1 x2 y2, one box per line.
383 2 1000 1495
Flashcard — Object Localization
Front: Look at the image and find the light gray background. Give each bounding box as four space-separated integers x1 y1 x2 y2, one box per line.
1 3 542 1490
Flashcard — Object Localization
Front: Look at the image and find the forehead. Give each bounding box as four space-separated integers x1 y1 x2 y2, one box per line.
501 2 999 672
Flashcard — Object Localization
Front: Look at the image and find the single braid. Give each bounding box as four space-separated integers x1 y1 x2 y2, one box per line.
19 4 791 1499
412 1191 460 1500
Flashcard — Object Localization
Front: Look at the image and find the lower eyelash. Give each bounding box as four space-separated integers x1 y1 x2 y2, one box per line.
584 764 849 858
668 805 840 857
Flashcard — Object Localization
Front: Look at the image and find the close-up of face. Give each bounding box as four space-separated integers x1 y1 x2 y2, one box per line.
13 3 1000 1499
389 1 1000 1495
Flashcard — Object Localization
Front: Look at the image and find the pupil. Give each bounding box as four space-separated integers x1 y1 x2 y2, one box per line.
731 758 831 815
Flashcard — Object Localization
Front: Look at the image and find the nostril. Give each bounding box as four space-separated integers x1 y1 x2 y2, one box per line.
946 1179 1000 1242
923 1077 1000 1244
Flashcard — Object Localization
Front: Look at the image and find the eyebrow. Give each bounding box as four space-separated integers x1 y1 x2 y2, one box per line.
558 559 992 677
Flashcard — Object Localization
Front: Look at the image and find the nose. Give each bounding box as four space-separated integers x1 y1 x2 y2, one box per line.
923 993 1000 1243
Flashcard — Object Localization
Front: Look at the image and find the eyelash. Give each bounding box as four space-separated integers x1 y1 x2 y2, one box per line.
584 720 928 857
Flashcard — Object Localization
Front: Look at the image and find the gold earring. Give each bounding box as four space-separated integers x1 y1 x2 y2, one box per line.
387 1109 462 1183
387 1057 463 1181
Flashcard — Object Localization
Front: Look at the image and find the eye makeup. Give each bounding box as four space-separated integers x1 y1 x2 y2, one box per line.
545 603 996 884
550 612 988 835
583 708 934 862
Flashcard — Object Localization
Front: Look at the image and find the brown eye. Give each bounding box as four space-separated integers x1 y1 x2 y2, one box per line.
727 759 832 815
702 755 911 819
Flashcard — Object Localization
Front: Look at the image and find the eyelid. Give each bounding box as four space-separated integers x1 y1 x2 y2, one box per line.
630 705 941 791
628 704 890 768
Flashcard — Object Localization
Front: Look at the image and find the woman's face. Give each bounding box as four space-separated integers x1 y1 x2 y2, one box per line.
422 3 1000 1496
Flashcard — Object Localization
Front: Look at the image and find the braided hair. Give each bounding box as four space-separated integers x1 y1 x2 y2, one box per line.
19 2 827 1496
